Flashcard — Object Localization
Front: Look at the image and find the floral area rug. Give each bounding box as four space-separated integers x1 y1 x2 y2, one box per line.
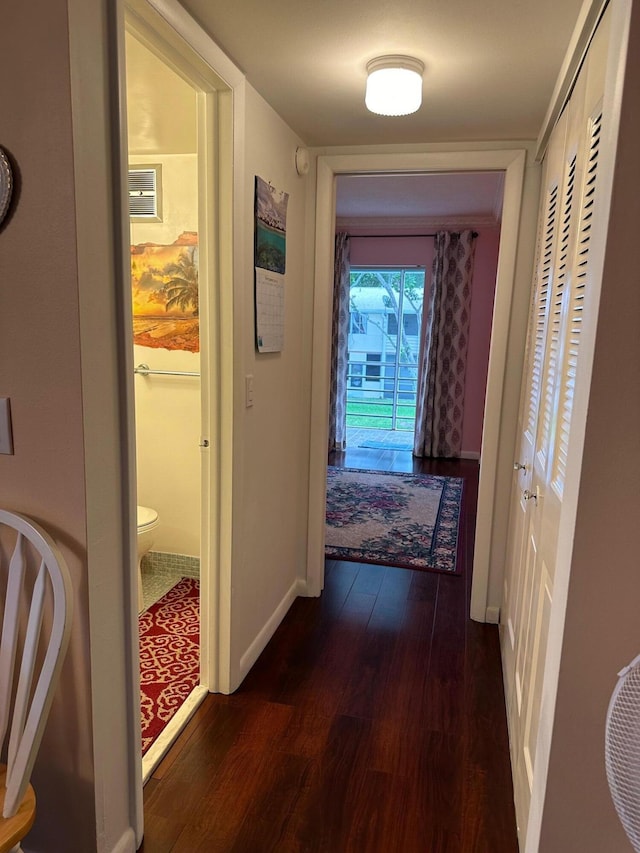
139 577 199 755
325 467 463 574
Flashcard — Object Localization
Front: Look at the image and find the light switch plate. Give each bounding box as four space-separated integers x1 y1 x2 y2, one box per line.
0 397 14 455
245 375 254 408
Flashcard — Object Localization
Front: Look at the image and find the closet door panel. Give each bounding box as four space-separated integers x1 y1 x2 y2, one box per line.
502 115 566 842
499 9 610 844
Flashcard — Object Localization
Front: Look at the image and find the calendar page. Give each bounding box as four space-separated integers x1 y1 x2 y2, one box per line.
254 176 288 353
255 267 284 352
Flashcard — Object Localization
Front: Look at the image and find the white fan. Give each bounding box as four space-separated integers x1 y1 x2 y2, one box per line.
606 653 640 851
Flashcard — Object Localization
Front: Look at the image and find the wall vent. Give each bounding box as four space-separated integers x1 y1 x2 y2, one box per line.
128 165 162 221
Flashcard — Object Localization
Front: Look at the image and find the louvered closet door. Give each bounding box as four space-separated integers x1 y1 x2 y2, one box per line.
501 126 563 732
502 109 567 836
500 9 609 844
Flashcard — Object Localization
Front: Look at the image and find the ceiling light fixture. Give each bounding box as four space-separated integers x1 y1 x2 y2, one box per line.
365 55 424 117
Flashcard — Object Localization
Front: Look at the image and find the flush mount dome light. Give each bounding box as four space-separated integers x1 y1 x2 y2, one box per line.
365 55 425 116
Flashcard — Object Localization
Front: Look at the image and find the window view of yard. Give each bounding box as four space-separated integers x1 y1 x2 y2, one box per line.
347 268 425 433
347 400 416 431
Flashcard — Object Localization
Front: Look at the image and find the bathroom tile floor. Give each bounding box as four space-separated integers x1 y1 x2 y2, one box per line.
141 562 199 612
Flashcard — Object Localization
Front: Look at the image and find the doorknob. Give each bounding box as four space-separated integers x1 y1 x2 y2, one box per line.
523 489 537 504
514 462 526 471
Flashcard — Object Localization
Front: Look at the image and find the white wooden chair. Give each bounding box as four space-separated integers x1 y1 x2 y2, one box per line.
0 510 73 853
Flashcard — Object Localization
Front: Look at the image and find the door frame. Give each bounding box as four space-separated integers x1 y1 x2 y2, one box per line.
117 0 242 841
307 147 530 621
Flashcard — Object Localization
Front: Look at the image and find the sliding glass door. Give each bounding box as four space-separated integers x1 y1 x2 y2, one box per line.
347 268 425 432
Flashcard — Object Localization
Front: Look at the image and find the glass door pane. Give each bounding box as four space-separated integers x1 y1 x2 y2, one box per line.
347 268 425 433
396 270 424 430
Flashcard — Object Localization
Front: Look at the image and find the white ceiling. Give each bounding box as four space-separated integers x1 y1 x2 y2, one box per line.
126 2 583 222
335 172 505 225
178 0 584 147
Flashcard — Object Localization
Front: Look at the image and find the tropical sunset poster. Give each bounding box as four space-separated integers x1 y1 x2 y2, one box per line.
130 232 199 352
255 176 288 274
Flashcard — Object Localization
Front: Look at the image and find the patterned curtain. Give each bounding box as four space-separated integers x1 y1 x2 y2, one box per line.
328 233 350 452
413 230 476 458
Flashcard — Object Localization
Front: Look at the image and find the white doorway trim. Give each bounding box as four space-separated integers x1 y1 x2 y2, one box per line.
307 148 527 621
119 0 243 843
124 0 243 682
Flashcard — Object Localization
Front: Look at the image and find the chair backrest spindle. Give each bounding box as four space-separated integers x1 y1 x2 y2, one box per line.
0 533 27 751
0 511 73 821
8 560 47 776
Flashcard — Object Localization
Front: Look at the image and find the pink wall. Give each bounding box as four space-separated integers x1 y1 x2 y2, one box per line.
348 228 501 457
0 1 98 849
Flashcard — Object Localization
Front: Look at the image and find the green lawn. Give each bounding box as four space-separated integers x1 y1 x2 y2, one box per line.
346 400 415 430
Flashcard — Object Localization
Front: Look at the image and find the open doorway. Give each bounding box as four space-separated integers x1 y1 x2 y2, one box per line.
124 22 206 779
307 148 529 616
121 0 236 793
333 171 503 461
323 172 503 589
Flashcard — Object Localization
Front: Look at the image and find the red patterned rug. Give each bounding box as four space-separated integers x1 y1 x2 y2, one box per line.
139 577 200 755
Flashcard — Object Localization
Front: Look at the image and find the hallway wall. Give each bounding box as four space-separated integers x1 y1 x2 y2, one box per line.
230 83 311 687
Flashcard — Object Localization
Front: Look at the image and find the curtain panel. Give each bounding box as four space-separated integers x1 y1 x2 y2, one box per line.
328 233 350 452
413 230 476 458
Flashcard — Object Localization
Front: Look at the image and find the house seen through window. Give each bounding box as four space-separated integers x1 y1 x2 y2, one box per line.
347 267 426 432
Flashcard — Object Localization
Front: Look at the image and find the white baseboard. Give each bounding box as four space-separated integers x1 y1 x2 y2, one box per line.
109 828 137 853
239 577 307 682
485 605 501 624
460 450 481 461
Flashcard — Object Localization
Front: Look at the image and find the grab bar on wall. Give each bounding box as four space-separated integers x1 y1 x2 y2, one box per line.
134 363 200 378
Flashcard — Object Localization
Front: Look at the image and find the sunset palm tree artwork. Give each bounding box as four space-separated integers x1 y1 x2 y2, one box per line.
130 232 200 352
162 251 199 317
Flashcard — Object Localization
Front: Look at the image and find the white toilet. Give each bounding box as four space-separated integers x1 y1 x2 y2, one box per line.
137 505 159 612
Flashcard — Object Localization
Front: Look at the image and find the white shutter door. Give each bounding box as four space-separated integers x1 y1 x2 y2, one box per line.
501 151 562 724
537 153 576 473
527 182 558 448
500 9 610 844
553 110 603 494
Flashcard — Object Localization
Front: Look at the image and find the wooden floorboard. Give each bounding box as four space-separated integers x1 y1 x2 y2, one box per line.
140 448 518 852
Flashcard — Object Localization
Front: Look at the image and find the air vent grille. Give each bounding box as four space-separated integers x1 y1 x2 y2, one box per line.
128 167 161 219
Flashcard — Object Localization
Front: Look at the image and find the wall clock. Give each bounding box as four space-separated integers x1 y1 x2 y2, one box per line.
0 147 13 226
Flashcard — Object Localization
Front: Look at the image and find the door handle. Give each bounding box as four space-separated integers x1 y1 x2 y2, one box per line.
514 462 526 471
523 489 537 504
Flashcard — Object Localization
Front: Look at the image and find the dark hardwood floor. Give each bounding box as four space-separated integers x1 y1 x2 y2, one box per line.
140 447 518 852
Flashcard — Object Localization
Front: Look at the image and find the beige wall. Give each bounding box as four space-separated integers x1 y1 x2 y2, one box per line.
133 344 201 555
229 84 310 684
129 153 198 243
130 154 201 556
